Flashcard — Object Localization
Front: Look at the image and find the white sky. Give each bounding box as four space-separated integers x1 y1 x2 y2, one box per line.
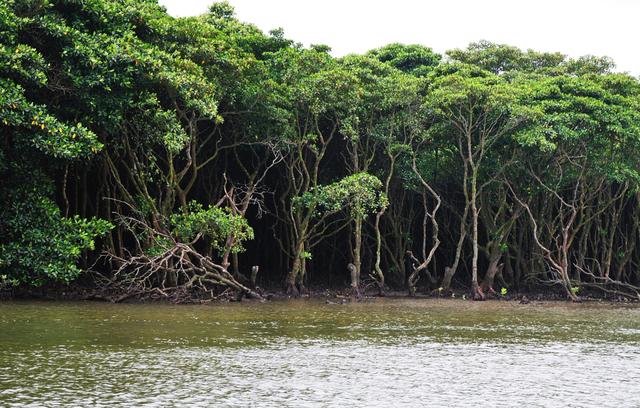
158 0 640 76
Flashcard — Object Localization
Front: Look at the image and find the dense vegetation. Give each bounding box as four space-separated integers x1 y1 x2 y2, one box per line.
2 0 640 302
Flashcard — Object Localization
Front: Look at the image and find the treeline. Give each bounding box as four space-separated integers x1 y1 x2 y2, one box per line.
2 0 640 301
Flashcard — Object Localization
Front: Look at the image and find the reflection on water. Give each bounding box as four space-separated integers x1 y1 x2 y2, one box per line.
1 299 639 407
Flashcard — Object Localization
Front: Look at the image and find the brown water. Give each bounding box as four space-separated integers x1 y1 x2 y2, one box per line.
1 299 639 407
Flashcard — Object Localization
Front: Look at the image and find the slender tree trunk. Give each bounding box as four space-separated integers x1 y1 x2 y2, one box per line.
442 206 467 291
470 168 484 300
287 238 305 296
348 263 360 298
373 208 385 295
232 252 240 279
298 249 308 295
481 244 503 293
441 162 469 291
353 216 363 292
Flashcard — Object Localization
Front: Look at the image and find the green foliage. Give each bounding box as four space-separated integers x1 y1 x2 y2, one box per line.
266 46 360 147
0 174 112 286
447 41 566 75
426 65 524 120
423 63 541 173
368 43 441 76
514 73 640 185
0 80 102 159
208 1 235 20
170 202 254 254
293 173 388 220
0 274 19 289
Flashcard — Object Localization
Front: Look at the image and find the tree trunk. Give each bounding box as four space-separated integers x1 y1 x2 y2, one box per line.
470 169 483 300
348 263 360 298
298 244 308 295
232 252 240 280
373 208 386 296
250 265 259 289
481 244 503 293
353 216 363 291
441 166 469 291
441 267 455 292
286 239 305 297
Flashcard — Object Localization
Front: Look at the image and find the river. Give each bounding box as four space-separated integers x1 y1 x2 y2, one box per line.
1 299 639 407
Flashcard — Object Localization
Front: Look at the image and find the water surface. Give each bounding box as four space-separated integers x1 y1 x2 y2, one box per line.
1 299 639 407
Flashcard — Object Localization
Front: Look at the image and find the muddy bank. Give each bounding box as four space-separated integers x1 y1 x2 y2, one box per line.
3 282 639 305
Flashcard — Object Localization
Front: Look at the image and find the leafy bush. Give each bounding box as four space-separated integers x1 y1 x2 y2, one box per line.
170 202 253 254
0 181 112 286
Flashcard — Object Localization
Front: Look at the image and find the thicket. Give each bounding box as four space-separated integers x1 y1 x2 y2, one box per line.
2 0 640 301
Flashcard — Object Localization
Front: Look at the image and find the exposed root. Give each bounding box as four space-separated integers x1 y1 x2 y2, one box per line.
99 247 263 303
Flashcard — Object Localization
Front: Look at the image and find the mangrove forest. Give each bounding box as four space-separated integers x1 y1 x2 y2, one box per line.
2 0 640 303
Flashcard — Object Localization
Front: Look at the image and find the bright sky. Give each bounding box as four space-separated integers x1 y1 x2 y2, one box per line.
158 0 640 76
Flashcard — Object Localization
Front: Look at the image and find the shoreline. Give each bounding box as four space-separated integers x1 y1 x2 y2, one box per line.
2 285 639 305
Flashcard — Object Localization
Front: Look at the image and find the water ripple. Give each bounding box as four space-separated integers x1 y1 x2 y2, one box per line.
1 299 639 407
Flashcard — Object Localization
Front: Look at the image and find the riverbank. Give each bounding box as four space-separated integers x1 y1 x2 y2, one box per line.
3 282 639 305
